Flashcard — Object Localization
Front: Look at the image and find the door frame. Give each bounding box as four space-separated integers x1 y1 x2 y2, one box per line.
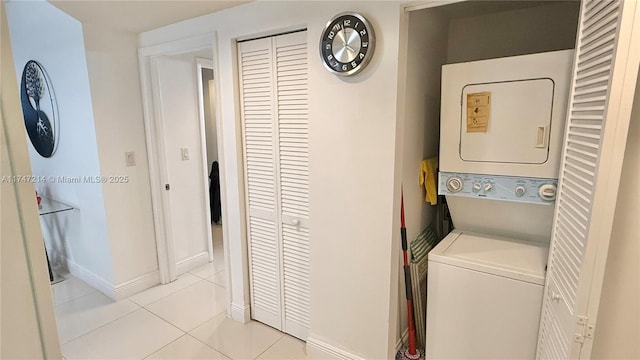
401 0 640 357
138 33 226 289
195 57 215 263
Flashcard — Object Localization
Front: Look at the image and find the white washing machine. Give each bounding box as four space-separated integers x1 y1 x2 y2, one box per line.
426 50 573 359
426 230 548 359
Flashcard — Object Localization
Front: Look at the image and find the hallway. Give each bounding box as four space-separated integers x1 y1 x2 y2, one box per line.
52 230 309 359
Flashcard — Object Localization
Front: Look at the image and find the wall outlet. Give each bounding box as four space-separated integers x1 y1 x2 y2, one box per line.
125 152 136 166
181 147 189 160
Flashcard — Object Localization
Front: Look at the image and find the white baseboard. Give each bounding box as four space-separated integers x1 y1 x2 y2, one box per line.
67 259 115 299
306 336 365 360
113 270 160 300
176 252 210 276
396 328 409 351
231 301 251 323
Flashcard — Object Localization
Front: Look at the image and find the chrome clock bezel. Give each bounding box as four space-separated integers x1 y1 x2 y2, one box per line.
319 12 376 77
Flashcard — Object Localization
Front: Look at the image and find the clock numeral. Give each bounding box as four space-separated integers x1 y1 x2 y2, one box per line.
328 31 335 40
359 53 365 60
360 29 367 36
342 64 348 71
355 22 359 29
332 61 339 68
327 54 333 61
326 43 331 50
333 23 341 31
362 42 368 48
351 61 357 67
344 19 351 26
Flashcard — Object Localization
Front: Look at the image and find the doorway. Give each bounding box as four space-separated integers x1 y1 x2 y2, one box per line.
149 48 225 283
198 59 226 281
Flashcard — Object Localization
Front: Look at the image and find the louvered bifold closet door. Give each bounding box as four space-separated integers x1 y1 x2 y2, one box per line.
238 37 282 330
239 30 310 339
274 31 310 340
536 1 640 359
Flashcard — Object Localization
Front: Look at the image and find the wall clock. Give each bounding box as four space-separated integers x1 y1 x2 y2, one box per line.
20 60 59 158
319 12 375 76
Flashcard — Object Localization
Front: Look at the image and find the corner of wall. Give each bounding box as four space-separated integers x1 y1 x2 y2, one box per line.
306 336 366 360
67 257 116 299
231 301 251 324
113 270 160 300
82 23 158 287
5 0 115 287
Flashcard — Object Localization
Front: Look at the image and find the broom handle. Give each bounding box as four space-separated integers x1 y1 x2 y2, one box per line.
401 191 418 355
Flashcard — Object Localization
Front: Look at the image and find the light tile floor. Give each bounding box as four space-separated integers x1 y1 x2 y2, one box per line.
53 225 312 359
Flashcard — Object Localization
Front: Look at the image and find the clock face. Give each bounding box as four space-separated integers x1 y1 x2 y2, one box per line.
320 13 375 76
20 60 59 158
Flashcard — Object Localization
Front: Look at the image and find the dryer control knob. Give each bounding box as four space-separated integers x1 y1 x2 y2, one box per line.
472 183 482 192
446 177 463 193
539 184 557 201
515 186 526 197
483 182 493 192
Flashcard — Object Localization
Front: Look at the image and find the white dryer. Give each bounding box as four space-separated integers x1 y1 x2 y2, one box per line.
426 230 548 359
426 50 574 359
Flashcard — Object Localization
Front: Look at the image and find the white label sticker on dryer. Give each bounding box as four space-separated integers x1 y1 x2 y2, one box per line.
466 92 491 133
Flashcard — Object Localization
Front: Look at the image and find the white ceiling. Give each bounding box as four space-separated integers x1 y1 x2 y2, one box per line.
49 0 250 34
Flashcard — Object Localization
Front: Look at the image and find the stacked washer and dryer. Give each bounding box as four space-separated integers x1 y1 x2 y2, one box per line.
425 50 574 359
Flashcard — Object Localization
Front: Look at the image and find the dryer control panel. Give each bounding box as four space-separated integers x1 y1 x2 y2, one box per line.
438 172 557 205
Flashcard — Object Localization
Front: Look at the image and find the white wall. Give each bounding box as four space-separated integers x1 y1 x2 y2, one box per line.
140 2 404 358
446 1 580 63
82 24 159 289
5 1 114 287
396 6 450 344
591 67 640 359
1 3 60 356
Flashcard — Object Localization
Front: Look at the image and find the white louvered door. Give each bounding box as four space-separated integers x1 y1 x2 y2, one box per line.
537 1 640 359
238 30 310 340
238 37 282 331
274 32 311 340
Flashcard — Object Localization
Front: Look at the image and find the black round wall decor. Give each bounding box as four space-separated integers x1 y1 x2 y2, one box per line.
20 60 58 158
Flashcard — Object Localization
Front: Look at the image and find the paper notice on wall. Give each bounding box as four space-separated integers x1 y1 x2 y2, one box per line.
466 92 491 133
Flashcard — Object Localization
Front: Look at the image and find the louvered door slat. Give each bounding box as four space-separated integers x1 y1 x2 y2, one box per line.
248 216 280 315
537 0 640 358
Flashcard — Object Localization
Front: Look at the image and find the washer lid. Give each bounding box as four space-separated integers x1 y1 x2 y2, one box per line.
428 230 548 285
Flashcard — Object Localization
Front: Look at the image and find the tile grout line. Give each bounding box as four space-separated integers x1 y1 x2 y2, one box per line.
58 299 142 346
131 274 205 307
189 333 233 360
59 264 229 358
52 281 99 308
53 288 100 309
137 307 188 359
251 332 286 360
140 333 190 360
187 313 237 360
188 263 226 281
140 277 224 311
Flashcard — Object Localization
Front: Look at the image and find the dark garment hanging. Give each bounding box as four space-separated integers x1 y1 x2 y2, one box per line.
209 161 222 224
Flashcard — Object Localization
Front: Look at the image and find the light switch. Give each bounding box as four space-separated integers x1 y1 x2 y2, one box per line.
125 152 136 166
181 147 190 160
